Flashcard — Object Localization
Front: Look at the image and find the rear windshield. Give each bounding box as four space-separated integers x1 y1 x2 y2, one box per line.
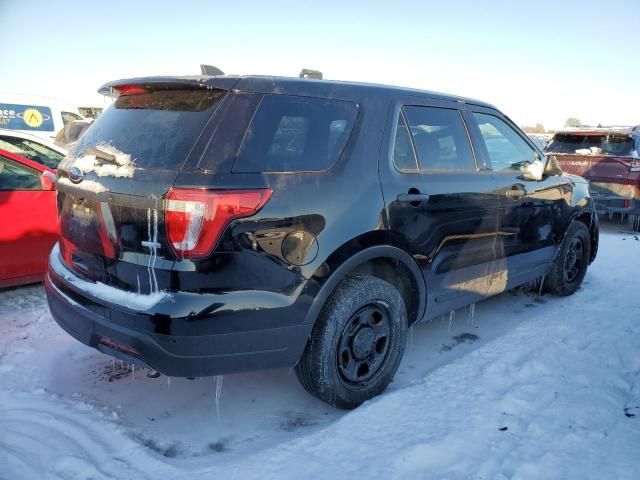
546 133 634 156
69 89 225 169
233 95 358 173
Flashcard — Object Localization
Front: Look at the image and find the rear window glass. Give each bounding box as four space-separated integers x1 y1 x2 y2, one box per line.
233 95 357 173
69 89 225 170
546 133 634 156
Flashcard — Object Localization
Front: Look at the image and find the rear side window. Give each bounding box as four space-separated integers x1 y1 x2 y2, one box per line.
393 112 418 171
70 89 226 170
0 157 41 191
233 95 357 173
399 106 475 171
472 113 539 170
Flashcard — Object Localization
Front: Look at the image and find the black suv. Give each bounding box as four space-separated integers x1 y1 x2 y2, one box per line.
46 75 599 408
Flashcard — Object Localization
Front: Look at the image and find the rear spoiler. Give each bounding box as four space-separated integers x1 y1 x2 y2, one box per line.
98 76 239 97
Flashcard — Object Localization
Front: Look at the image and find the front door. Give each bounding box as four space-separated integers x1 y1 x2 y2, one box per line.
466 109 564 290
0 155 57 286
379 99 502 321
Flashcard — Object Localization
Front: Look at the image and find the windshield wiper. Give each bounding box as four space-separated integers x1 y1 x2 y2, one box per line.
84 146 117 165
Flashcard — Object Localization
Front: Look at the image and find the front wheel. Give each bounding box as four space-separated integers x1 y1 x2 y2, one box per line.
295 274 407 409
545 221 591 296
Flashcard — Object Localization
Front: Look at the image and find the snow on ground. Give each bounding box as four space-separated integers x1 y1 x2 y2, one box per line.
1 221 639 479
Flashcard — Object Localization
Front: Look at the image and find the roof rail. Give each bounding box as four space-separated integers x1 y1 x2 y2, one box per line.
299 69 322 80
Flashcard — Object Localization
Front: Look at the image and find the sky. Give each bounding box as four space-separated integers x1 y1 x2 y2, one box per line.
1 0 638 130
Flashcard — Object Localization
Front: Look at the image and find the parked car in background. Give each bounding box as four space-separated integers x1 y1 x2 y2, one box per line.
54 119 93 149
545 126 640 230
0 93 85 141
0 129 67 169
46 75 598 408
0 148 58 288
527 133 552 151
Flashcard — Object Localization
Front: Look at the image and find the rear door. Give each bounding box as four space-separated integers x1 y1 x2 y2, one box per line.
379 98 501 320
55 84 229 295
466 109 564 287
0 154 57 286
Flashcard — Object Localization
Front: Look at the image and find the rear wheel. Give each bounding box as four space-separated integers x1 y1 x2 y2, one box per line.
295 274 407 409
545 221 591 296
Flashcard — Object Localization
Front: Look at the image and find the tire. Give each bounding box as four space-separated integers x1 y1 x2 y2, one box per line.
295 274 407 409
545 221 591 296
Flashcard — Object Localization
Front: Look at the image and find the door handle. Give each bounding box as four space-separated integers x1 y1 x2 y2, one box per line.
397 193 430 203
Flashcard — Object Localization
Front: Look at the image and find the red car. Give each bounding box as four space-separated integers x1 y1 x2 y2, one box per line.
0 148 58 288
545 126 640 230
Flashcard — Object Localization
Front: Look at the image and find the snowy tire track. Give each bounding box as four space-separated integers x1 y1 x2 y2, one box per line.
0 390 171 480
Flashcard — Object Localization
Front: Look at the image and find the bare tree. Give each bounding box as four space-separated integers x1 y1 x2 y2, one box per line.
564 117 581 128
521 123 546 133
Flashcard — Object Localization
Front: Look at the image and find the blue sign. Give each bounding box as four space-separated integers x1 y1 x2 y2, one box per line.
0 103 55 132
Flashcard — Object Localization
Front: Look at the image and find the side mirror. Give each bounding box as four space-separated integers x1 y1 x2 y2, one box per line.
520 159 545 181
41 170 56 191
544 155 563 176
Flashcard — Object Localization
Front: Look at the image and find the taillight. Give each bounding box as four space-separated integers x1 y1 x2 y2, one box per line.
165 188 272 259
113 84 147 96
630 157 640 172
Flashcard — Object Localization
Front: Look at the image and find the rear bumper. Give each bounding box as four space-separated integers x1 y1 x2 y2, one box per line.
45 245 313 377
592 195 640 215
590 182 640 214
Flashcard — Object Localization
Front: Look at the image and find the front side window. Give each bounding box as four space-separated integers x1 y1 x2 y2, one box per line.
233 95 358 173
473 113 539 170
0 156 42 190
0 136 64 169
401 106 475 171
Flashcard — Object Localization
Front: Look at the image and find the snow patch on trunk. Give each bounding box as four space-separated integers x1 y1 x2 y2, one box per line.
68 143 136 178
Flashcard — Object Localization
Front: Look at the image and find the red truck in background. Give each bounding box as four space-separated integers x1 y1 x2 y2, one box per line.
545 126 640 231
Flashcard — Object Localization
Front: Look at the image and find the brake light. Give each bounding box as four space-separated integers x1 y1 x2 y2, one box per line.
113 84 147 96
165 188 272 259
631 157 640 172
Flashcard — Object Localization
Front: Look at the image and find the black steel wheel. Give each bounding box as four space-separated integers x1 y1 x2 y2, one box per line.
546 221 591 296
295 274 407 409
337 303 392 385
563 235 584 283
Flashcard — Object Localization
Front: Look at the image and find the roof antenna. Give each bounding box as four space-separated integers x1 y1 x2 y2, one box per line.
299 69 322 80
200 64 225 76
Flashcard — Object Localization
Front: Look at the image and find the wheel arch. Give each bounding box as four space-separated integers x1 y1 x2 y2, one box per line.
303 242 426 328
568 207 599 264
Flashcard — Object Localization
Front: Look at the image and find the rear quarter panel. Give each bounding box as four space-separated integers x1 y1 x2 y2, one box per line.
171 90 391 307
